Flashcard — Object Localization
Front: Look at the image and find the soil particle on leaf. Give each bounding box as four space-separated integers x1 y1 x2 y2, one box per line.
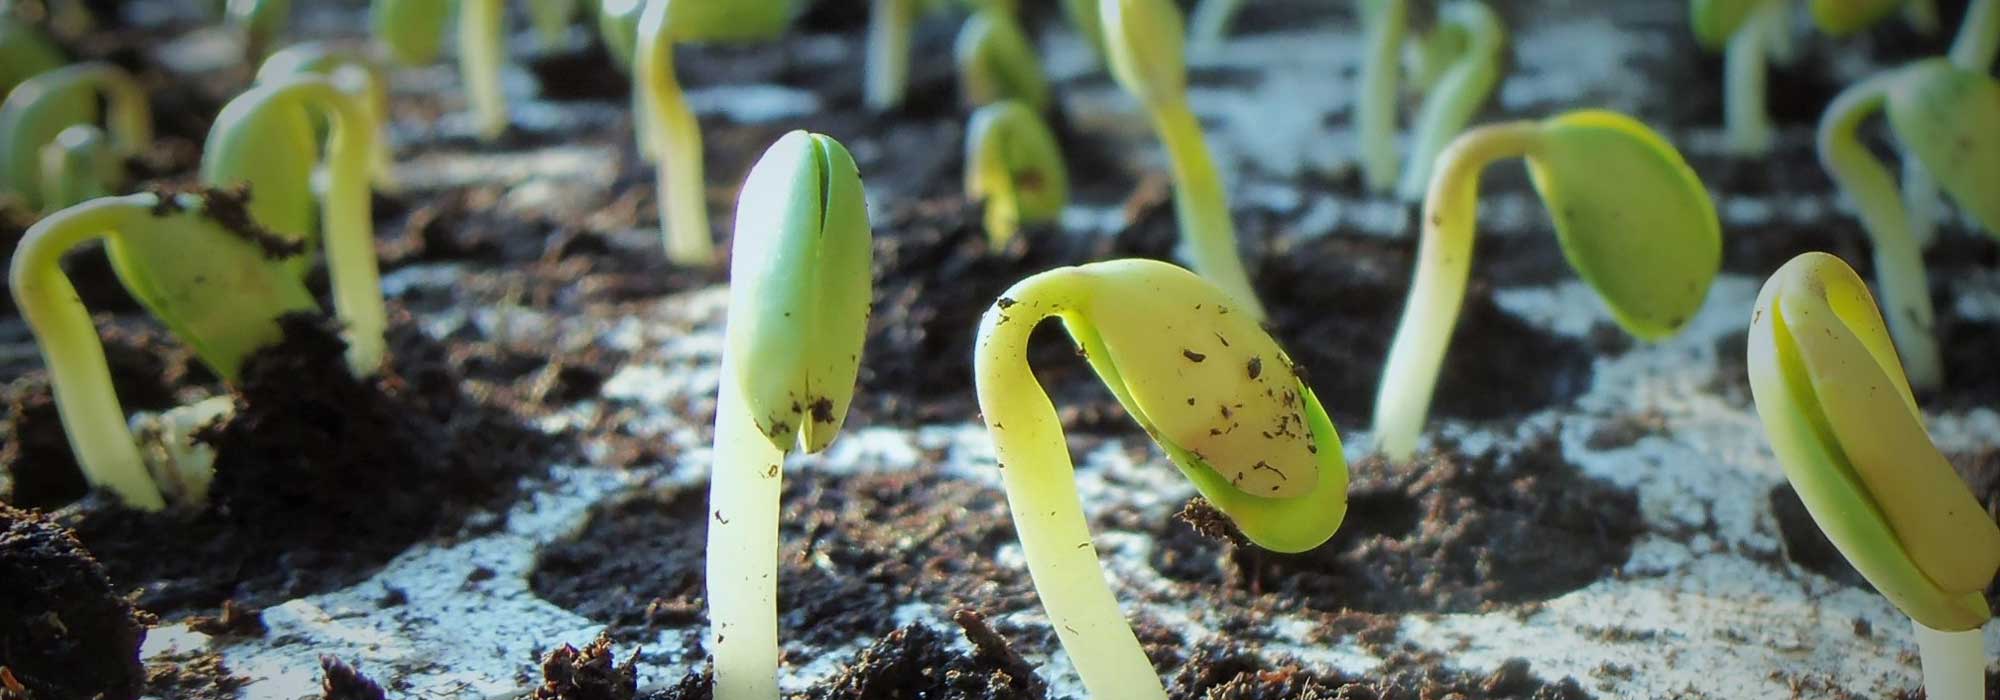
801 622 1047 700
319 656 389 700
1150 435 1642 613
0 503 150 700
1169 644 1593 700
531 635 638 700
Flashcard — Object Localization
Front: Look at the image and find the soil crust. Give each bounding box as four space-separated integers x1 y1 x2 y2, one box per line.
0 502 150 700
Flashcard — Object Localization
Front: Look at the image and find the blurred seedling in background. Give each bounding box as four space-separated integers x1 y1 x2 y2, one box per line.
1689 0 1792 155
1395 0 1504 201
256 41 398 190
955 4 1048 111
964 100 1068 248
0 62 149 212
370 0 509 140
0 14 66 100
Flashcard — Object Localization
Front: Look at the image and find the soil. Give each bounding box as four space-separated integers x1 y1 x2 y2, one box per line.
531 636 639 700
0 503 150 700
1167 645 1592 700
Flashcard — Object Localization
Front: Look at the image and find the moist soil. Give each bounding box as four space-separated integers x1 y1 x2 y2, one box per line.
0 503 150 700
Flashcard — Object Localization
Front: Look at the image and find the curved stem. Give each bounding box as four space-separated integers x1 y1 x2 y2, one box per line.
38 126 116 213
1372 120 1536 462
637 15 716 266
1950 0 1999 70
1186 0 1244 54
90 66 154 158
283 81 387 375
1395 1 1502 201
1902 152 1941 249
866 0 914 111
1151 99 1265 319
458 0 508 140
974 271 1167 699
1724 0 1776 155
7 195 164 510
706 353 786 700
1817 77 1941 391
1913 618 1987 700
1357 0 1406 192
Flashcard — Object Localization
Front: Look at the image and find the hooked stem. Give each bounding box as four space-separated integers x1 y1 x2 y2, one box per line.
1150 98 1266 319
1395 0 1503 201
458 0 508 140
637 11 716 266
1358 0 1406 192
1913 618 1987 700
706 353 787 700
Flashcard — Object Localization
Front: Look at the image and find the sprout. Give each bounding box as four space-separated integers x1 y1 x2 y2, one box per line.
965 101 1069 248
1357 0 1406 193
597 0 644 69
1062 0 1108 58
955 8 1048 111
368 0 508 140
530 0 579 48
37 124 119 211
225 0 291 63
866 0 928 110
1100 0 1267 319
130 396 236 509
1690 0 1788 154
1747 252 2000 700
1374 110 1719 461
706 131 872 700
202 75 388 375
975 259 1348 697
256 42 398 190
0 62 150 213
1816 59 1998 392
1395 1 1504 201
0 18 66 100
1808 0 1903 35
370 0 448 65
8 191 321 509
635 0 797 266
1953 0 1998 68
1186 0 1244 54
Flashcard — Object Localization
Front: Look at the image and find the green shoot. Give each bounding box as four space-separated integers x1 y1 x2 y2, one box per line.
635 0 796 266
1809 0 1903 35
866 0 933 110
37 124 119 211
1062 0 1108 58
965 100 1068 247
368 0 507 139
1357 0 1406 192
226 0 291 63
1816 59 1999 392
706 131 872 700
531 0 579 48
0 62 151 212
370 0 448 65
955 7 1049 111
1374 110 1719 461
1100 0 1267 319
202 75 387 375
1395 1 1504 201
0 18 66 100
257 42 398 190
1691 0 1786 154
1951 0 1998 69
1747 252 2000 700
1186 0 1244 54
9 192 320 510
975 259 1349 698
598 0 644 69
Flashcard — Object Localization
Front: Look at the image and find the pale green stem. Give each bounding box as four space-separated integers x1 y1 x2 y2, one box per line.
1818 76 1941 390
8 195 165 510
1373 121 1537 462
459 0 508 140
981 157 1020 248
38 126 115 213
93 67 154 156
706 354 786 700
1913 618 1987 700
1150 99 1265 319
1395 1 1502 201
283 81 387 375
866 0 914 111
1187 0 1244 54
1950 0 1999 70
1903 153 1941 248
1724 0 1776 155
531 0 575 47
637 28 715 265
974 271 1168 699
1764 0 1796 64
1357 0 1405 192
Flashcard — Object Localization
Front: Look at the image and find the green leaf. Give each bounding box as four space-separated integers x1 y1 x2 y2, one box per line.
371 0 449 64
1808 0 1900 35
1689 0 1759 49
663 0 797 41
1101 0 1187 106
200 81 323 273
1885 59 2000 238
1525 110 1721 340
0 19 68 100
956 10 1049 111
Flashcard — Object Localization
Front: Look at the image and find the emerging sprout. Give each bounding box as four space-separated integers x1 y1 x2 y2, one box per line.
955 7 1048 111
1690 0 1790 154
636 0 796 266
1100 0 1267 319
37 124 119 210
369 0 508 140
0 18 66 100
706 131 872 700
8 192 320 510
225 0 291 63
1816 59 1998 392
1374 110 1719 461
1747 252 2000 700
964 100 1069 247
256 42 398 189
1395 1 1504 201
975 259 1349 698
1357 0 1406 192
0 62 150 212
201 75 387 375
865 0 942 110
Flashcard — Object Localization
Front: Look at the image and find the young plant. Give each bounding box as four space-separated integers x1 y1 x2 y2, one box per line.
705 131 872 700
201 74 388 375
1062 0 1108 58
1357 0 1406 192
8 191 320 510
955 7 1048 111
36 124 119 210
976 258 1349 698
369 0 508 140
225 0 291 62
1691 0 1788 154
597 0 644 68
1816 59 1998 392
1186 0 1243 53
370 0 448 65
0 62 150 212
1747 252 2000 700
1374 110 1720 461
256 42 397 189
530 0 579 48
1100 0 1267 319
865 0 939 110
965 100 1068 247
1394 1 1504 201
635 0 796 266
0 18 66 100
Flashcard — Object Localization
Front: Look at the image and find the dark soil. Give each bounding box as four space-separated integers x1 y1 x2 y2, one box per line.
1168 644 1592 700
1147 435 1643 614
531 635 639 700
319 657 391 700
801 621 1048 700
0 503 150 700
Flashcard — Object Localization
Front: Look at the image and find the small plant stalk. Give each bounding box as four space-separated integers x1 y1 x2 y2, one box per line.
459 0 508 140
1373 120 1537 461
706 361 784 700
307 83 388 375
1951 0 1998 70
1186 0 1243 53
1358 0 1406 191
1153 99 1265 319
1395 1 1504 201
636 7 715 266
866 0 915 110
1724 0 1778 154
1913 619 1987 700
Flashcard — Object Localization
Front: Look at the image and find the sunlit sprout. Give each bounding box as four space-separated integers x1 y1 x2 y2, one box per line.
1357 0 1406 192
1396 1 1505 200
0 62 150 212
964 100 1069 247
256 41 398 189
369 0 508 140
955 7 1049 111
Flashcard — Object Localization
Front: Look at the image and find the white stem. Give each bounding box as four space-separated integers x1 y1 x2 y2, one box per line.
707 356 786 700
866 0 913 111
1913 618 1987 700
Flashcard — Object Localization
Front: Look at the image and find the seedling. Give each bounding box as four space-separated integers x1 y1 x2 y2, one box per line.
36 124 118 210
955 7 1048 111
705 131 872 700
201 74 388 375
1187 0 1243 53
1100 0 1267 319
1063 0 1108 58
975 258 1349 698
1691 0 1789 154
964 100 1069 246
1816 59 1998 391
530 0 578 48
8 191 320 510
256 42 397 189
865 0 941 110
1747 252 2000 700
597 0 644 69
1809 0 1907 35
1395 1 1504 201
370 0 448 65
1374 110 1719 461
225 0 290 62
1357 0 1406 192
0 17 66 100
636 0 796 266
0 62 150 212
369 0 508 140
